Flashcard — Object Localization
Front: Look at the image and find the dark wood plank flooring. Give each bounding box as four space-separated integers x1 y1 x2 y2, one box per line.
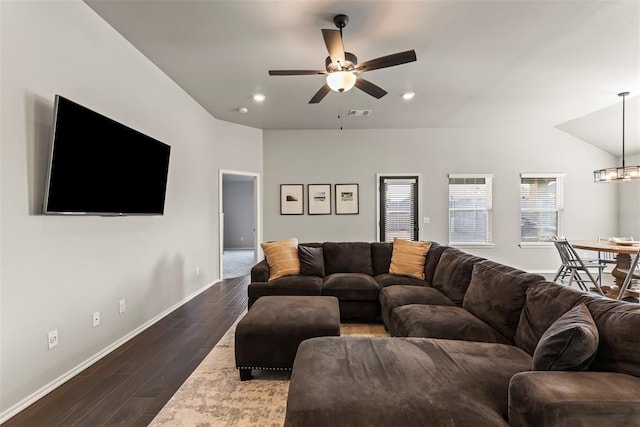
3 276 249 427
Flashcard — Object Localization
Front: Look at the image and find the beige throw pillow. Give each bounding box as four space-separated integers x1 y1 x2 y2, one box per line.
389 238 431 280
261 237 300 281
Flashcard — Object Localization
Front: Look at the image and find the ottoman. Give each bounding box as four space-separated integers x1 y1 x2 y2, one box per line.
234 295 340 380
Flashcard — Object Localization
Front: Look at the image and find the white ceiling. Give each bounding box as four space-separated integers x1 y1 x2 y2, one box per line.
85 0 640 155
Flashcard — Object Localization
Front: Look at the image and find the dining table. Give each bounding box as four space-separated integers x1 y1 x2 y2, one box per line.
571 240 640 291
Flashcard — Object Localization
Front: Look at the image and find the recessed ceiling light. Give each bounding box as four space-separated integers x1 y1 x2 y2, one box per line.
402 91 415 100
253 93 266 102
238 107 248 114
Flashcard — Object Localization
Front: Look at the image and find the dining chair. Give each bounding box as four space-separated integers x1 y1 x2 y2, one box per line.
552 238 605 296
616 247 640 302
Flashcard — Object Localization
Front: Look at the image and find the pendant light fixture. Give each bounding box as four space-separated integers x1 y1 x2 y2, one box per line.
593 91 640 182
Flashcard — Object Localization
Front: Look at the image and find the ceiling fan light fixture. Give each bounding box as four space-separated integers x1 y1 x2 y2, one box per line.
326 71 356 93
593 91 640 183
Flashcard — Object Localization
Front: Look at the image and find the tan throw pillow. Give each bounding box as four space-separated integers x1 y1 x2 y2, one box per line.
389 238 431 280
261 238 300 281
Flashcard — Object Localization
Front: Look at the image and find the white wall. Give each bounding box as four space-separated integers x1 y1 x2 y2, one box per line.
0 1 262 418
263 127 619 272
618 153 640 238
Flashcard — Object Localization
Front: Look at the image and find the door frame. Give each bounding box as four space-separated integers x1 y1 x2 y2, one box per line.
376 173 423 242
219 169 261 280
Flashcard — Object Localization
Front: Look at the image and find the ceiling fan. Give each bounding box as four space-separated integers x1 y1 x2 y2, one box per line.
269 14 417 104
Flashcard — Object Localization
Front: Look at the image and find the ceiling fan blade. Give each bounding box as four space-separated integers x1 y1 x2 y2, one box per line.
355 77 387 99
309 84 331 104
269 70 327 76
322 29 346 65
355 50 417 73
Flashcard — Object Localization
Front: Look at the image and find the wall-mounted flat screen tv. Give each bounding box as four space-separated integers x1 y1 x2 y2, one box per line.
43 95 171 216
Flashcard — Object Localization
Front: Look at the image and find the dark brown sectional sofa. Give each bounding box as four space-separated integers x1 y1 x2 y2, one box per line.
249 241 451 319
249 241 640 426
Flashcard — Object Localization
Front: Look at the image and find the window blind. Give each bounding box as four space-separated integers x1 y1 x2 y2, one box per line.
448 175 493 244
380 177 418 242
520 174 564 243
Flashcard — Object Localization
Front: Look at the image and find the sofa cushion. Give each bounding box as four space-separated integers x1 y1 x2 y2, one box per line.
261 237 300 281
584 296 640 377
379 285 455 329
247 276 323 307
509 372 640 427
371 242 393 276
515 282 597 356
389 304 511 344
322 273 380 301
463 260 544 342
298 245 325 277
323 242 373 276
533 303 599 371
374 274 429 288
285 337 531 427
389 238 431 280
432 248 484 306
424 242 447 285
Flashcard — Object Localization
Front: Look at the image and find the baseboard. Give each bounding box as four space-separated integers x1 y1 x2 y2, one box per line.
0 279 221 424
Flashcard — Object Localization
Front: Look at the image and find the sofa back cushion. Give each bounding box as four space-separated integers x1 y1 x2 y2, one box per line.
323 242 373 276
424 242 447 285
463 260 544 342
371 242 393 276
515 282 595 356
516 281 640 377
431 248 484 306
584 296 640 377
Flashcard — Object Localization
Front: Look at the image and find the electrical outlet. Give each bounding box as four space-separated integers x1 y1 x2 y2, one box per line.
92 311 100 327
48 329 58 349
118 299 126 314
423 217 430 224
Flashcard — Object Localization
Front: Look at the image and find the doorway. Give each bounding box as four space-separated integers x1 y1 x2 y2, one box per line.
219 170 260 280
377 173 422 242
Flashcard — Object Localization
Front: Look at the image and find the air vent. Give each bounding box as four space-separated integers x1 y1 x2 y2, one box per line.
348 109 371 117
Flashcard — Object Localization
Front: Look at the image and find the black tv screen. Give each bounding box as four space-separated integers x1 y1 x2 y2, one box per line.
43 95 171 215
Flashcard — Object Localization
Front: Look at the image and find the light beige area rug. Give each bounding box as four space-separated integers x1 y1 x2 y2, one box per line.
150 316 387 427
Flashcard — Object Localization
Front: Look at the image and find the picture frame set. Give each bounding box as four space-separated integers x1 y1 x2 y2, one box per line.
280 183 359 215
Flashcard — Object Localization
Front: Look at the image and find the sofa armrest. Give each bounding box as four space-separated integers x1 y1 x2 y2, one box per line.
509 371 640 427
251 259 270 282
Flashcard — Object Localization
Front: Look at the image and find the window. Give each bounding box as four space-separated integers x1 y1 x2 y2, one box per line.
379 176 419 242
448 174 493 245
520 173 565 245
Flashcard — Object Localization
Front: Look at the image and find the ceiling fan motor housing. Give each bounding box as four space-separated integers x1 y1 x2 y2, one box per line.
325 52 358 72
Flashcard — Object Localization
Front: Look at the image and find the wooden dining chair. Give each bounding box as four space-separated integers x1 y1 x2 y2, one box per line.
552 238 605 296
616 247 640 302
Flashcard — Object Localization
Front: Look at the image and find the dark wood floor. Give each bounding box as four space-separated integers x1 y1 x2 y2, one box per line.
4 276 249 427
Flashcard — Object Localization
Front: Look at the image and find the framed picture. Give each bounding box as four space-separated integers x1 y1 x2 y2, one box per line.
280 184 304 215
308 184 331 215
335 184 359 215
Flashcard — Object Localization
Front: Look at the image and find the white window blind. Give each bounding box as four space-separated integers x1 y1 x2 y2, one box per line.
380 177 418 242
520 173 565 244
448 174 493 245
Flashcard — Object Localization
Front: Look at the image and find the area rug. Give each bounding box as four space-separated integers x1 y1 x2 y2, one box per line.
150 315 387 426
